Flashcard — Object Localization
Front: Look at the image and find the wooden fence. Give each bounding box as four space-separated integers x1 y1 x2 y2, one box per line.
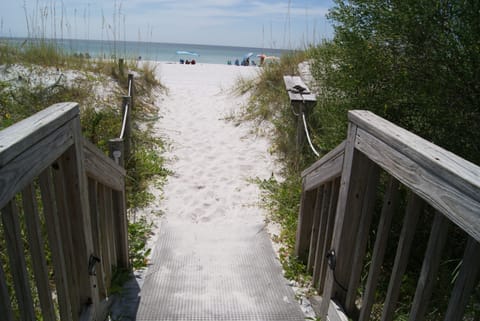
0 102 128 321
296 110 480 321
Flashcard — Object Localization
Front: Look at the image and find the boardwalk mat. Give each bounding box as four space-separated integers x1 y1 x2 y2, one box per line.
135 221 306 321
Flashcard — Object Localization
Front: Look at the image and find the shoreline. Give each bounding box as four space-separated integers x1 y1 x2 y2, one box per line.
1 37 289 66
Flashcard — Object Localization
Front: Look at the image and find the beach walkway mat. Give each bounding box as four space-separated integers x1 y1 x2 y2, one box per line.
134 221 305 321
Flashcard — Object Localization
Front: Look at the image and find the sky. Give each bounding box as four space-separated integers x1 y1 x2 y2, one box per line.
0 0 334 49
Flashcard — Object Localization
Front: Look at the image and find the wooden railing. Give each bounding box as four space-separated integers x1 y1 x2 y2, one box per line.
0 102 128 321
296 110 480 321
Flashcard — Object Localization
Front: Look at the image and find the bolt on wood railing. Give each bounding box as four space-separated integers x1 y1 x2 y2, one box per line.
296 110 480 321
0 102 128 321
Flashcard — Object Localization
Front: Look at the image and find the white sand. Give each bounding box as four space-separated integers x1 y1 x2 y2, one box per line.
139 63 281 249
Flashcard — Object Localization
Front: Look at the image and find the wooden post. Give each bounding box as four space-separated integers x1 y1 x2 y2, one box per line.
295 102 308 155
283 76 317 158
108 138 125 167
59 116 100 320
345 163 380 315
319 122 376 317
118 59 124 77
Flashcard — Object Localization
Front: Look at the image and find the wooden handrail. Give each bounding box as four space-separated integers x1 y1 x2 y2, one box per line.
83 138 126 191
296 110 480 321
0 102 129 321
302 140 345 191
0 102 78 209
349 110 480 241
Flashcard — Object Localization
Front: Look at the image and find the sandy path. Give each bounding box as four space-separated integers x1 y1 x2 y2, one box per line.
154 63 274 227
118 63 306 321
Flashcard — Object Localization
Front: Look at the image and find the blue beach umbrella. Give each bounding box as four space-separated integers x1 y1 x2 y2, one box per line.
243 52 254 59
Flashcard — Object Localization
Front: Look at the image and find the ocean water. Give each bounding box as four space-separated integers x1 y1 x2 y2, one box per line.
2 37 289 65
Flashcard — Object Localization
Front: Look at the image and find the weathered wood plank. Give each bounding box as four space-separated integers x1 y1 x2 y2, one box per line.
333 150 376 307
310 184 328 281
60 116 99 316
380 193 424 321
408 212 449 321
83 138 125 191
97 184 112 295
295 188 318 263
0 102 78 167
22 184 56 321
443 237 480 321
320 123 359 317
351 111 480 242
0 120 74 210
113 189 129 269
105 187 117 269
53 155 81 320
0 251 14 321
303 141 345 192
1 201 36 321
315 177 340 292
307 186 325 273
345 164 380 315
88 179 106 300
359 178 400 321
283 76 317 103
39 168 73 321
302 140 346 178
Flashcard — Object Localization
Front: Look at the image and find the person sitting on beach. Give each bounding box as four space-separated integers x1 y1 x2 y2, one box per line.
180 59 185 64
191 59 196 65
235 59 240 66
186 60 190 64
